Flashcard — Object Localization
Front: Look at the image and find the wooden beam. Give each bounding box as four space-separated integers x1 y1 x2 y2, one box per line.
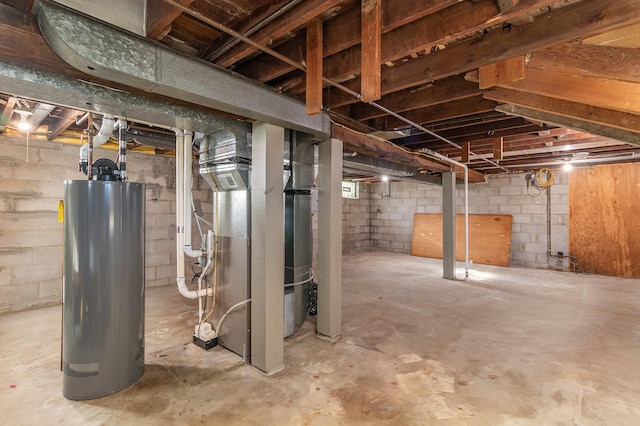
287 0 502 95
0 96 16 133
339 75 484 119
497 0 519 13
400 116 531 143
461 141 470 163
48 109 83 141
202 1 301 61
287 0 564 96
502 68 640 115
479 56 526 89
496 104 640 145
401 123 544 148
215 0 344 68
305 19 323 115
493 137 504 160
236 0 458 83
380 96 498 130
146 0 194 40
322 0 640 109
485 88 640 133
530 43 640 84
331 123 486 182
583 22 640 48
361 0 382 102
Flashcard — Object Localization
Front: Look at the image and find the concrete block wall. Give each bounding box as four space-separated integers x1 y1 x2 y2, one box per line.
342 183 372 253
0 135 212 313
369 172 570 269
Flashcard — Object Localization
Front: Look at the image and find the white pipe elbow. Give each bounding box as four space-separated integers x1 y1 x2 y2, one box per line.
183 245 202 258
93 115 116 148
176 277 212 299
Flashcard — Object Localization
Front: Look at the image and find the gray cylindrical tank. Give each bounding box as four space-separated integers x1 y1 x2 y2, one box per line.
62 180 145 400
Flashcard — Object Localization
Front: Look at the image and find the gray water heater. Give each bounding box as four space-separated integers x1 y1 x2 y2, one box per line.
62 180 145 400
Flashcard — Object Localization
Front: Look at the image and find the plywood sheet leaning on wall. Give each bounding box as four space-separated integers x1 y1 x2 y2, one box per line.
569 163 640 278
411 214 513 267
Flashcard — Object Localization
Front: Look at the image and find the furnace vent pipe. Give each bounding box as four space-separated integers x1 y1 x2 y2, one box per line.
79 114 115 173
183 130 202 259
175 128 211 299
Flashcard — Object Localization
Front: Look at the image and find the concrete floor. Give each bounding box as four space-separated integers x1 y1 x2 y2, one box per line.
2 252 640 425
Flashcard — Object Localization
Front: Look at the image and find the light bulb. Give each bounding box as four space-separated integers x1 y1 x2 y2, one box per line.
381 175 389 182
17 121 30 131
562 162 573 172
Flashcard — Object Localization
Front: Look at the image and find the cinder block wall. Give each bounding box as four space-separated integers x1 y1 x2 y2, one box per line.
0 135 211 313
368 172 570 269
342 183 372 253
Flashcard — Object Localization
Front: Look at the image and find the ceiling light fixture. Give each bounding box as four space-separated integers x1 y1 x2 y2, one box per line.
381 175 389 182
14 110 32 131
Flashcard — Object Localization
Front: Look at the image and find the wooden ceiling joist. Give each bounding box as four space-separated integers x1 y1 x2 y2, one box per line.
496 104 640 146
0 96 16 133
360 0 382 102
500 68 640 115
147 0 195 40
305 19 323 115
484 88 640 134
236 0 459 83
337 75 483 118
215 0 345 68
48 109 83 141
479 56 526 89
321 0 640 109
529 43 640 84
379 96 498 131
332 123 486 182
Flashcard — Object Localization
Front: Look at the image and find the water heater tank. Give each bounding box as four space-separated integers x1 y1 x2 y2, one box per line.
62 180 145 400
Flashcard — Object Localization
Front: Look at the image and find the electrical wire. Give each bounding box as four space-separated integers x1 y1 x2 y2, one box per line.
214 298 251 338
284 269 314 288
193 213 213 227
191 197 205 245
536 168 554 188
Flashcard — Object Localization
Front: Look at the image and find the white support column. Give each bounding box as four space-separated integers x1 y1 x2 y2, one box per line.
251 122 285 374
317 137 342 340
442 171 457 280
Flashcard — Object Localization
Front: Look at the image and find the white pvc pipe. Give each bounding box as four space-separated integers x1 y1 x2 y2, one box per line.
79 114 115 169
183 130 202 259
175 128 211 300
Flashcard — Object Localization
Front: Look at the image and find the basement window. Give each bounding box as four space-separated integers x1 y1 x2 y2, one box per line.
342 181 359 199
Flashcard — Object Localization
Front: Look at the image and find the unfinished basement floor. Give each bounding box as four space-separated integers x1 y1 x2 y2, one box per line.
2 252 640 425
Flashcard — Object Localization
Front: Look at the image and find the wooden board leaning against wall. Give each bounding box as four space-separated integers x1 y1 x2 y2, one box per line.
411 214 513 267
569 163 640 278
